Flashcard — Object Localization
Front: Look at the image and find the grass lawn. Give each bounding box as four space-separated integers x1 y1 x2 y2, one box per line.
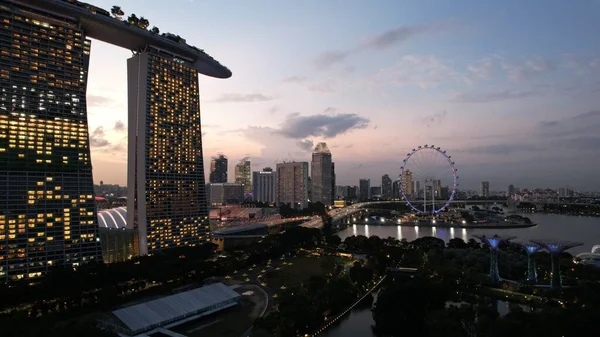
170 286 266 337
264 255 351 289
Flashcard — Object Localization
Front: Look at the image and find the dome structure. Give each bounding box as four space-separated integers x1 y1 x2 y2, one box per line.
97 207 128 229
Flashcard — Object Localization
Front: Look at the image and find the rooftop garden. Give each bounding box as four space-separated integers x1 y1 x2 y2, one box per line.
55 1 229 72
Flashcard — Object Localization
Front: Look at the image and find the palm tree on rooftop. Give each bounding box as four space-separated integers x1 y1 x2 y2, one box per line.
150 26 160 34
127 14 139 26
110 6 124 20
138 17 150 30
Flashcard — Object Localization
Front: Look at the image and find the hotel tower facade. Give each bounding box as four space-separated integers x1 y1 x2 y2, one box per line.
0 0 231 280
0 1 101 280
127 48 209 255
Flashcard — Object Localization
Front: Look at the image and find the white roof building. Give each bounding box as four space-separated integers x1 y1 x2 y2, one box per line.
105 282 241 335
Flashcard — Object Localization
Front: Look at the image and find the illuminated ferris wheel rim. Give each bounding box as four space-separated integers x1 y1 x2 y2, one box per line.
399 144 458 214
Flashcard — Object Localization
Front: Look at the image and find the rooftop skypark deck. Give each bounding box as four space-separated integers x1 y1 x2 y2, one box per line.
9 0 232 78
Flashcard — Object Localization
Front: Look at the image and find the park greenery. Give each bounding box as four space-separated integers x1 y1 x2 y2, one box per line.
2 217 600 336
0 226 321 336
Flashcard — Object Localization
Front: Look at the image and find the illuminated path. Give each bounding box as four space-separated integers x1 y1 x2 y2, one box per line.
310 275 387 337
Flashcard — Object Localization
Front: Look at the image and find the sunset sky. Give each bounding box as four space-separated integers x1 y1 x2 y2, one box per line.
85 0 600 191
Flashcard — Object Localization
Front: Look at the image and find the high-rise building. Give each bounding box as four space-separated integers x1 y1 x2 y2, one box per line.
252 167 277 204
558 188 573 198
347 186 358 200
370 186 382 197
413 181 421 199
0 1 231 274
209 154 228 183
401 169 414 196
359 179 371 201
311 142 333 206
335 185 348 199
234 157 251 194
307 176 312 201
480 181 490 198
128 48 212 255
206 183 244 206
432 179 442 199
392 179 401 199
0 2 104 280
331 162 336 204
507 184 515 198
276 162 309 210
381 174 392 199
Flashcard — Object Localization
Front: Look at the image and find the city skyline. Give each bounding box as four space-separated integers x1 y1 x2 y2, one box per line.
83 0 600 190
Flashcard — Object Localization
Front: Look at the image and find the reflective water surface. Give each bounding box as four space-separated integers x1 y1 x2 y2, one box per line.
337 212 600 254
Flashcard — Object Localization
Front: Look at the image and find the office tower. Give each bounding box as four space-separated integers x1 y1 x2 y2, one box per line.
370 186 382 197
0 2 103 280
311 142 333 206
252 167 277 204
276 162 309 210
432 179 442 199
558 188 573 198
381 174 392 199
392 179 401 199
507 184 515 198
331 162 336 203
209 154 228 183
480 181 490 197
401 169 414 196
440 186 449 200
413 181 421 199
347 186 358 200
206 183 244 206
335 185 348 199
234 157 251 193
359 179 370 201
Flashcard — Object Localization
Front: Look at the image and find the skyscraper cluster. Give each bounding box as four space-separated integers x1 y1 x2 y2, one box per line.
206 142 337 210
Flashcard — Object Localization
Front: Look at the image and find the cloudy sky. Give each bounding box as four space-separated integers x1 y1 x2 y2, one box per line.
86 0 600 191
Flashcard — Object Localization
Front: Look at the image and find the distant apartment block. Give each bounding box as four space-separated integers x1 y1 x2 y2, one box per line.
359 179 371 201
480 181 490 197
381 174 392 199
401 169 414 196
252 167 277 204
370 186 382 197
206 183 244 206
276 162 309 210
234 157 252 194
507 184 516 197
209 154 228 183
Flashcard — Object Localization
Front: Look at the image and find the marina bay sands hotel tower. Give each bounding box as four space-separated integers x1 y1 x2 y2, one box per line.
0 0 230 281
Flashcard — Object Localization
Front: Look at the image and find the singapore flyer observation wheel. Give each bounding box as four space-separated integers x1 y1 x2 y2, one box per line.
399 144 457 214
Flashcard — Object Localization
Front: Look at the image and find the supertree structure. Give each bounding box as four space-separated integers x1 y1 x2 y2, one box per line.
530 240 583 289
473 234 517 283
517 242 542 283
